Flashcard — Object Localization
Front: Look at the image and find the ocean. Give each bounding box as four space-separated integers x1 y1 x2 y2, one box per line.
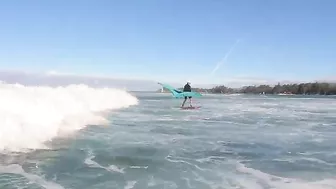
0 83 335 189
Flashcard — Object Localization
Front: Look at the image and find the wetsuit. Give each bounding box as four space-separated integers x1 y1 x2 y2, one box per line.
183 83 192 99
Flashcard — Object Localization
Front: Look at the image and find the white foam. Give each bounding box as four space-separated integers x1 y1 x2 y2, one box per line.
0 83 138 152
124 181 137 189
84 151 125 173
236 163 336 189
0 164 65 189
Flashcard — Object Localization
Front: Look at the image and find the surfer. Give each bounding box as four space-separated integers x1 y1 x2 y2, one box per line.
181 81 192 108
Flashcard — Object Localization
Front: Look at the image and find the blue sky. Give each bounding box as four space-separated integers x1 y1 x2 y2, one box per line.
0 0 335 86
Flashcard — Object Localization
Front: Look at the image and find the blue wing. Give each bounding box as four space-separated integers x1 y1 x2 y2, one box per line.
158 82 202 98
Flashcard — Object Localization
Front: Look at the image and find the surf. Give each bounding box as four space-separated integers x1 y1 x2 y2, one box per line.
0 83 138 152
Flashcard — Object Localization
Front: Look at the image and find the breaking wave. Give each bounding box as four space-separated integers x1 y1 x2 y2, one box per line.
0 83 138 152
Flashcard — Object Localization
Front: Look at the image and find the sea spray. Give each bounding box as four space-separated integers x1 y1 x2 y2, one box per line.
0 83 138 152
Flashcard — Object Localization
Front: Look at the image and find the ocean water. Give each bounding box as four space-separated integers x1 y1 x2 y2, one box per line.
0 84 336 189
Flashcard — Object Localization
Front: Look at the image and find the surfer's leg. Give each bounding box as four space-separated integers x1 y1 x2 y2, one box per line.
181 97 187 107
189 97 192 107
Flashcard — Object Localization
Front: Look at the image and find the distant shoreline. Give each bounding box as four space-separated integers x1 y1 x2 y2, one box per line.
156 82 336 96
154 91 335 96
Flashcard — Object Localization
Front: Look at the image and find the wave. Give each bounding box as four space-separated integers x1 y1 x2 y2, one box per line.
0 83 138 152
0 164 65 189
236 163 336 189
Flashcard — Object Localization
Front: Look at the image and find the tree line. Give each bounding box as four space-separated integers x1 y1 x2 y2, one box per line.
157 82 336 95
206 82 336 95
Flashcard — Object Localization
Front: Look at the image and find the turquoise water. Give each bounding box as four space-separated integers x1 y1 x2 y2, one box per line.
1 93 336 189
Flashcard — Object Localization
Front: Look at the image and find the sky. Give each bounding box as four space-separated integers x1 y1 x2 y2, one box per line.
0 0 335 89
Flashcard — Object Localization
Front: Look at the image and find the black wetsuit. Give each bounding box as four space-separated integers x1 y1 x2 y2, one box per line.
183 83 191 99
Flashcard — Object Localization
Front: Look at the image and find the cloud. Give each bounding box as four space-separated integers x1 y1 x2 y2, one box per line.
0 70 159 91
315 76 336 83
0 70 334 91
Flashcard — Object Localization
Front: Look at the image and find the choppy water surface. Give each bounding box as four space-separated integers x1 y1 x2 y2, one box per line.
1 92 336 189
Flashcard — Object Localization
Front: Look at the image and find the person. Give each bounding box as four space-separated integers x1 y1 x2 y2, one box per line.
181 81 192 107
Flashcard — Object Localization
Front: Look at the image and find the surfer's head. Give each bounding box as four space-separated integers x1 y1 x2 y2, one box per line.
187 81 191 85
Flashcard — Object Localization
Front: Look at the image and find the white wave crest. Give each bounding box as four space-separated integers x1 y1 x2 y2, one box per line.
0 83 138 152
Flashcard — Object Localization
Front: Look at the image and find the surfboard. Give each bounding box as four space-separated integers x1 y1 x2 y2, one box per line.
180 106 201 110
